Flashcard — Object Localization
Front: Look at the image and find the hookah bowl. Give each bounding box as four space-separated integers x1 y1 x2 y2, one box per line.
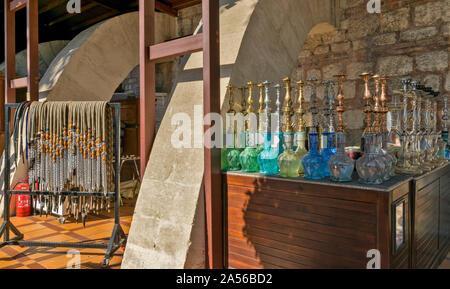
356 133 386 185
302 132 326 180
258 133 280 175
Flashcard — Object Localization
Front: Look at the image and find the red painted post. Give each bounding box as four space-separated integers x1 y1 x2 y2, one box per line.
4 0 16 104
139 0 156 179
203 0 223 269
27 0 39 101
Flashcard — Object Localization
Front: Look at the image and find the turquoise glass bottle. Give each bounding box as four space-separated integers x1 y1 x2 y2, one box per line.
257 81 279 175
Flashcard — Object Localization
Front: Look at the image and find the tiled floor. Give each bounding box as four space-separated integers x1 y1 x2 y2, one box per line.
0 198 134 269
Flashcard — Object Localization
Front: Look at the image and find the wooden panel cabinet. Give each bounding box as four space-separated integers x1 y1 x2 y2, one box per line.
223 172 412 269
224 164 450 269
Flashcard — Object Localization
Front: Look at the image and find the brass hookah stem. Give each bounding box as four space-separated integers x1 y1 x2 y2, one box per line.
257 83 265 132
227 84 236 114
296 80 305 133
335 75 346 133
380 77 389 133
282 77 293 133
245 81 255 132
308 78 319 133
372 75 382 134
239 86 247 114
361 73 374 135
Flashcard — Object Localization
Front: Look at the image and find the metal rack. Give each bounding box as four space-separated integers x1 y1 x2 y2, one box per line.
0 103 126 267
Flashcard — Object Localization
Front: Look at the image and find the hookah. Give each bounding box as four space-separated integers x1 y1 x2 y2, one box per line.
430 92 443 166
441 92 449 159
434 91 448 165
394 78 416 175
301 78 326 180
222 84 242 171
294 80 308 175
239 81 259 172
372 75 392 181
380 76 397 178
356 73 386 184
257 83 265 154
328 75 355 182
273 83 284 156
257 81 280 175
408 81 424 175
415 84 433 172
278 77 302 178
320 80 337 177
421 86 437 170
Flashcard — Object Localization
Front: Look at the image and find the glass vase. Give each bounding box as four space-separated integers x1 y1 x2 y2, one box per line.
258 132 279 175
294 131 308 175
356 134 386 185
328 132 354 182
278 133 301 178
320 132 336 177
240 131 259 173
302 133 326 180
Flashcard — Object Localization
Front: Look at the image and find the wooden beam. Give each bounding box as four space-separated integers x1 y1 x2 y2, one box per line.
10 77 27 89
48 2 98 26
202 0 223 269
155 1 177 17
172 0 201 10
5 0 16 104
149 34 203 62
9 0 26 12
27 0 39 101
39 0 67 14
139 0 156 179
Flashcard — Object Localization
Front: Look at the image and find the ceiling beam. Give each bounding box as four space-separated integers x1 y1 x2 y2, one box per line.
47 2 97 26
92 0 130 12
39 0 67 14
10 0 26 12
155 1 177 17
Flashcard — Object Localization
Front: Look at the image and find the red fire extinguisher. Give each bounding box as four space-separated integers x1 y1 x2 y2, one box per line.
14 183 31 217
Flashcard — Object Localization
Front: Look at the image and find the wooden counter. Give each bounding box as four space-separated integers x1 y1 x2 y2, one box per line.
223 164 450 269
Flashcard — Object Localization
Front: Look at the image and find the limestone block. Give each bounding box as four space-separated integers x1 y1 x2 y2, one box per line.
347 15 378 39
376 55 413 76
314 45 330 55
416 50 448 72
400 26 438 41
343 80 356 99
307 69 322 80
380 7 410 33
423 74 442 91
442 22 450 37
331 41 351 53
346 62 374 80
414 1 443 26
323 63 344 80
373 33 397 46
352 39 368 50
344 110 365 130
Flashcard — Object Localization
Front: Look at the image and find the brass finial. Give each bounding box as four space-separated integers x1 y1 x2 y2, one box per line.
296 80 305 133
361 73 374 135
227 84 236 114
282 77 293 132
257 83 264 114
245 82 255 131
335 74 346 132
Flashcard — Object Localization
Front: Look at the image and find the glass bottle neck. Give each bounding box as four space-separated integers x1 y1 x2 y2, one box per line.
309 133 320 153
336 132 346 152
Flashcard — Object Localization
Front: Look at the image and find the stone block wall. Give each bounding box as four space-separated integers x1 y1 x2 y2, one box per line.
296 0 449 146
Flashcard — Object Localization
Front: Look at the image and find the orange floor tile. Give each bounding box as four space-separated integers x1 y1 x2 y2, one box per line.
0 198 135 269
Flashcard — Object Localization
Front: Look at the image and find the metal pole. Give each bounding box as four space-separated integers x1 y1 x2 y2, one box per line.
113 104 120 225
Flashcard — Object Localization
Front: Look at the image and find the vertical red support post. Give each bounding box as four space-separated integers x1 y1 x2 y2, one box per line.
139 0 156 179
203 0 223 269
4 0 16 104
27 0 39 101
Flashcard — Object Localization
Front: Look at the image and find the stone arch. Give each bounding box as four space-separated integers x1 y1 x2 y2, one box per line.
39 11 176 101
122 0 340 268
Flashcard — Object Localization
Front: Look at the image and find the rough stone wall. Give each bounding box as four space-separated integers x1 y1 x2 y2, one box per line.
296 0 450 145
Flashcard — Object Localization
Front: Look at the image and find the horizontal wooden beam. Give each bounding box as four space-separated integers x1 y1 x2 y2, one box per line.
149 34 203 62
10 77 28 89
10 0 27 12
155 1 178 17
